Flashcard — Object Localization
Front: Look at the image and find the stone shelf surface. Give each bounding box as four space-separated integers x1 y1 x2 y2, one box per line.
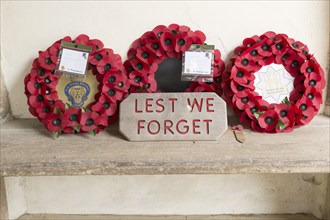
1 115 329 176
17 214 320 220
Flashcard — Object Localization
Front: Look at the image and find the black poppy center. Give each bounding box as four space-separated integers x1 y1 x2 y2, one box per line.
250 107 258 113
177 38 185 46
151 43 159 50
42 106 50 113
45 58 52 65
265 117 274 125
261 44 269 51
164 38 172 46
236 71 244 78
280 110 287 117
309 80 316 86
292 43 299 48
141 52 149 59
38 68 45 76
52 118 61 126
69 114 78 122
241 59 249 66
85 118 94 126
36 95 44 102
108 76 116 83
94 54 103 61
237 85 244 91
307 93 314 100
45 89 51 95
108 89 116 96
275 43 282 50
134 76 142 83
241 97 249 104
250 50 258 56
136 63 143 70
282 54 289 61
299 104 308 111
104 64 111 71
118 82 124 87
306 66 314 73
291 60 299 68
34 83 42 89
103 102 110 109
44 77 51 84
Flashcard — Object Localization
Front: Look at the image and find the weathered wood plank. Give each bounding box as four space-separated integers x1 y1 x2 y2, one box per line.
17 214 320 220
1 115 329 176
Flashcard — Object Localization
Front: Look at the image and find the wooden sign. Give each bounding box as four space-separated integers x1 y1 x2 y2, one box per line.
119 93 227 141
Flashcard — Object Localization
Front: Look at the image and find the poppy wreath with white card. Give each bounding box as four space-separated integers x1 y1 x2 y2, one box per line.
124 24 225 95
222 31 326 133
24 34 129 137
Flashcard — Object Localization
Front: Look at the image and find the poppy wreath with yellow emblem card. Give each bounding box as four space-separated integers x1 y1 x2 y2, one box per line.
124 24 225 95
24 34 129 137
222 31 326 133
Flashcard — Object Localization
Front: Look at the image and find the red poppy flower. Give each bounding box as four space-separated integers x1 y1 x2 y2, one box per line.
232 90 258 110
300 60 320 76
35 102 53 119
258 55 274 66
258 110 278 132
187 30 206 44
129 57 150 74
45 114 65 132
242 37 258 48
96 55 121 74
153 25 169 39
62 108 81 127
304 86 322 110
274 103 294 126
257 39 273 57
91 94 117 116
304 72 326 90
287 38 306 52
102 84 124 103
230 66 254 85
160 31 176 52
80 112 101 132
144 37 165 57
74 34 90 45
28 93 46 109
175 32 193 53
103 71 129 91
87 39 104 52
89 49 114 66
271 36 288 56
49 42 61 64
235 56 258 72
295 96 315 119
135 46 156 64
38 51 57 70
284 54 304 77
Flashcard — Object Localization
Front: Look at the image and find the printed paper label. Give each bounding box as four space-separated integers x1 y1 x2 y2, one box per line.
58 48 89 75
183 51 212 75
254 64 294 104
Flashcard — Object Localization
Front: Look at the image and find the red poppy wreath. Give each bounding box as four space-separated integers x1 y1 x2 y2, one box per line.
24 34 129 137
124 24 225 95
222 31 326 133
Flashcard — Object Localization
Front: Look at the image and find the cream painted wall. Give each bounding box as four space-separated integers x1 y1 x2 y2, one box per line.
1 1 329 118
5 174 329 220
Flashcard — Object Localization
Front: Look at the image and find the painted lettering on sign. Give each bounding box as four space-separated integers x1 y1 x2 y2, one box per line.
120 93 227 141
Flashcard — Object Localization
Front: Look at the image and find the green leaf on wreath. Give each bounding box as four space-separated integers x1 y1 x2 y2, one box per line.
82 107 86 113
53 107 61 114
65 102 72 109
73 125 81 133
89 129 96 136
281 97 290 105
277 119 287 130
253 111 265 119
53 131 60 139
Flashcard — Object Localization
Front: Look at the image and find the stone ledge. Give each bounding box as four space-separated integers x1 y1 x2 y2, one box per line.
1 115 329 176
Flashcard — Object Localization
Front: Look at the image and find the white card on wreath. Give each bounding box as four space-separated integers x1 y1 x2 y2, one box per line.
58 48 89 75
183 51 212 75
254 64 294 104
